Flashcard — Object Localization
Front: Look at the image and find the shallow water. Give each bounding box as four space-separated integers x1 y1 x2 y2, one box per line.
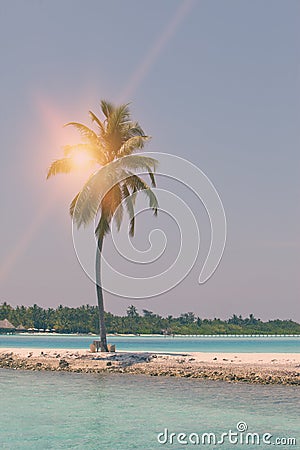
1 334 300 353
0 369 299 449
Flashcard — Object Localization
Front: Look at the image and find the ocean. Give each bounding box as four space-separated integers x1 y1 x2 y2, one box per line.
1 336 299 449
0 334 300 353
0 369 299 449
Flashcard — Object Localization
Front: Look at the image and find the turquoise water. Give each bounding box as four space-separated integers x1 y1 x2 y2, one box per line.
0 334 300 353
0 369 299 449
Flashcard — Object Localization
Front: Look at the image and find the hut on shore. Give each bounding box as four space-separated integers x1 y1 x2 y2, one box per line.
16 324 27 332
0 319 16 333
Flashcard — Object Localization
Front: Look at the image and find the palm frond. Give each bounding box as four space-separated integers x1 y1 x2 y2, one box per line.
88 110 105 136
64 122 99 145
72 164 121 227
71 173 99 226
102 183 122 216
148 170 156 187
47 158 74 179
117 136 150 157
100 100 115 119
113 203 123 231
125 121 146 137
95 214 111 239
117 155 158 173
63 143 103 164
125 174 158 215
144 188 158 215
122 184 135 236
63 144 85 157
73 185 100 228
69 192 80 217
95 183 124 237
106 104 131 137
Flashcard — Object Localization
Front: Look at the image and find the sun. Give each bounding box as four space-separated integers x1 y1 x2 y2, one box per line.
71 151 92 170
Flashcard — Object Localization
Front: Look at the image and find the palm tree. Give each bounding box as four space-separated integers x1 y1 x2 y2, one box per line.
126 305 139 318
47 100 158 351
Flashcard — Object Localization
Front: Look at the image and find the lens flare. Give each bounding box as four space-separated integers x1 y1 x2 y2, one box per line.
71 150 92 170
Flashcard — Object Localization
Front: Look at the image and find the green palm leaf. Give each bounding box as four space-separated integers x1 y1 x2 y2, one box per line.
95 184 123 237
72 164 119 227
122 184 135 236
117 154 158 172
117 135 150 157
95 214 111 239
106 104 131 137
64 122 99 145
114 202 124 231
100 100 114 119
125 121 146 137
125 174 158 215
47 158 74 179
148 170 156 187
88 111 105 136
69 192 80 217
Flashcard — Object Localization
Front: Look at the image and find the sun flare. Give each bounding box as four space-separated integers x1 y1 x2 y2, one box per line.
71 151 92 170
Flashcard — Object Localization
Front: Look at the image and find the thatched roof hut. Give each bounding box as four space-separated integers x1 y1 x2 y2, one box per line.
0 318 16 332
16 324 27 332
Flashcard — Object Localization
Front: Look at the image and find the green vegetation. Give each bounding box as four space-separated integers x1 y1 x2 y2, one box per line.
47 101 158 351
1 302 299 335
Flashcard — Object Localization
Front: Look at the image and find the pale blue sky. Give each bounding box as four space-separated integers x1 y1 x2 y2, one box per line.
0 0 299 320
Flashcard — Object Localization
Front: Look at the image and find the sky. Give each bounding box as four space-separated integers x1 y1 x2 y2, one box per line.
0 0 299 320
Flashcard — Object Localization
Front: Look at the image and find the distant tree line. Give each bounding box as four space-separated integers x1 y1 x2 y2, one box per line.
1 302 300 335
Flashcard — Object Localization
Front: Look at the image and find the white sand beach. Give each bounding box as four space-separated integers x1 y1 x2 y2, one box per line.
1 348 299 385
1 347 300 364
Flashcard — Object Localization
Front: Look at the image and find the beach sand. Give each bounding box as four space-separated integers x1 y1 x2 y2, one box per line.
0 348 299 385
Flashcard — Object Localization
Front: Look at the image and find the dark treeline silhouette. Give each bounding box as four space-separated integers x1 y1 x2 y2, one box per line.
1 302 300 335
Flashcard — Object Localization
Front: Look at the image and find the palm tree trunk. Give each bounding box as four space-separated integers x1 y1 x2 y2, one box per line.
95 235 108 352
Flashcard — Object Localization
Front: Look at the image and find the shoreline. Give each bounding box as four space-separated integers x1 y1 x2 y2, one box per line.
3 333 300 337
0 348 299 385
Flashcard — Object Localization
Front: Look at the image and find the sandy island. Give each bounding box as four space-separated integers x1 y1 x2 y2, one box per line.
0 348 299 385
